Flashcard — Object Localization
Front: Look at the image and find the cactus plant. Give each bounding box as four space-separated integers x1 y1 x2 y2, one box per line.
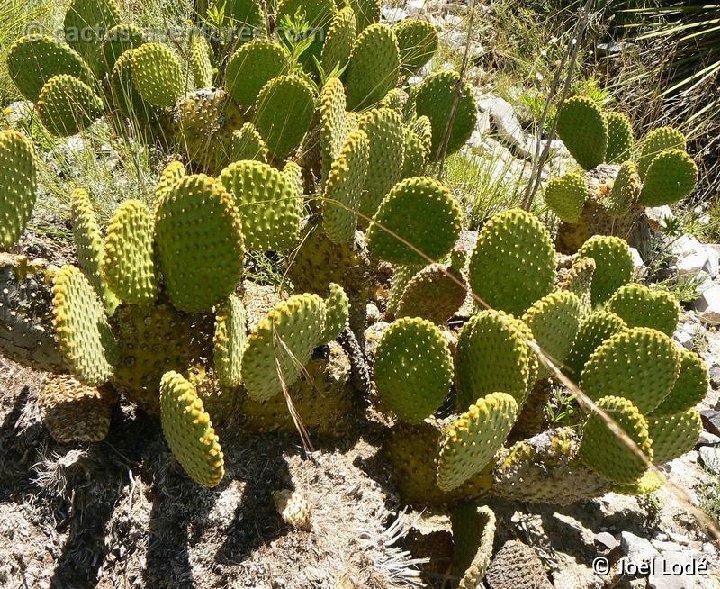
37 74 104 136
213 295 248 389
638 126 686 179
131 43 185 108
394 19 438 74
604 111 635 164
320 6 357 73
64 0 120 76
639 149 698 206
0 131 37 250
544 173 587 223
606 284 680 335
556 96 608 170
576 235 633 306
224 39 289 106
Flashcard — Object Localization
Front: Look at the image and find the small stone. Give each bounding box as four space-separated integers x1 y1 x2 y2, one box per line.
702 543 716 555
629 248 646 278
671 235 710 277
694 283 720 325
667 532 691 545
620 531 659 565
645 206 674 230
697 430 720 446
594 531 619 550
650 540 683 553
700 410 720 437
698 446 720 474
708 366 720 389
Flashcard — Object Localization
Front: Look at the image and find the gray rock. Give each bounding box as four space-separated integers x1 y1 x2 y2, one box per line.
672 235 711 278
630 247 647 278
694 282 720 325
645 206 675 230
381 5 407 22
648 549 707 589
704 244 720 278
366 303 381 325
667 532 691 546
698 446 720 474
594 531 620 551
708 366 720 389
620 531 659 565
700 410 720 437
697 430 720 446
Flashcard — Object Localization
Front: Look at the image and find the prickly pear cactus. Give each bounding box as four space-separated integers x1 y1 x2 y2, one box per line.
0 131 36 250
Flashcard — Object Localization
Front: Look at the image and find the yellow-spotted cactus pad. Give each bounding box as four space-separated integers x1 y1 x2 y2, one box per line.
131 43 184 107
394 19 438 74
321 283 349 343
219 160 301 251
241 294 327 401
320 6 357 74
155 175 245 312
605 160 642 216
109 48 161 122
395 263 467 325
565 310 626 378
40 375 117 442
155 160 186 207
64 0 120 76
213 295 247 389
577 235 634 306
52 265 117 385
101 23 145 74
225 123 268 163
468 209 555 317
224 39 288 106
653 347 708 415
581 327 680 413
578 395 652 484
0 131 37 249
452 504 495 589
37 74 104 137
159 371 224 487
604 111 634 164
647 409 702 464
544 173 587 223
455 310 535 410
401 127 428 178
556 95 608 170
639 149 698 207
322 130 370 243
367 176 463 266
102 199 158 305
374 317 453 424
190 33 214 88
606 284 680 335
638 126 686 180
319 77 349 187
437 392 518 492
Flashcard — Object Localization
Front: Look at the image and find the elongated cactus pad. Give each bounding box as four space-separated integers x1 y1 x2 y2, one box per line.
581 327 680 413
131 43 184 107
455 310 535 409
413 69 476 160
160 371 224 487
220 159 301 251
345 23 400 111
7 34 95 102
653 348 708 415
437 393 518 492
638 126 686 180
605 160 641 216
374 317 453 423
64 0 120 75
576 235 633 306
348 0 380 31
544 173 587 223
647 409 702 464
401 127 428 178
40 375 117 442
322 283 349 342
102 199 158 305
395 263 467 325
101 23 145 73
52 265 117 385
452 504 496 589
225 39 288 106
155 175 245 312
320 6 357 74
37 75 104 137
0 131 37 250
604 112 634 164
155 160 186 206
190 33 214 88
394 19 438 73
606 284 680 335
565 310 626 378
639 149 697 206
468 209 555 317
241 294 327 401
254 74 315 160
225 122 268 163
319 77 349 186
213 295 247 389
578 395 652 484
556 96 608 170
109 48 161 123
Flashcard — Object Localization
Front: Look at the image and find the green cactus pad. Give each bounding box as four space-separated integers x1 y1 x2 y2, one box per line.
452 504 496 589
604 112 634 164
322 130 370 243
565 310 626 378
160 371 225 487
109 48 161 123
437 393 518 492
357 107 405 219
639 149 698 206
558 256 596 311
413 69 476 160
186 364 239 426
219 159 301 251
395 262 467 325
394 19 438 73
214 0 264 29
374 317 453 423
577 235 633 306
101 23 145 73
283 160 304 196
37 74 104 137
64 0 120 75
224 39 288 106
401 128 428 178
606 284 680 335
386 263 423 317
556 96 608 170
367 176 463 266
345 23 400 111
155 160 186 206
320 6 357 74
410 115 433 153
638 126 686 180
40 375 117 442
381 88 409 111
647 409 702 464
322 283 349 343
455 310 535 409
319 77 349 186
522 291 583 377
225 122 269 163
581 327 680 413
7 34 95 102
190 33 214 88
347 0 380 31
102 199 158 305
578 395 652 484
605 160 642 216
468 208 555 317
131 43 184 108
52 265 117 385
653 348 708 415
253 74 315 160
612 470 664 496
155 175 245 312
0 131 37 250
241 293 327 402
213 295 247 389
544 173 587 223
